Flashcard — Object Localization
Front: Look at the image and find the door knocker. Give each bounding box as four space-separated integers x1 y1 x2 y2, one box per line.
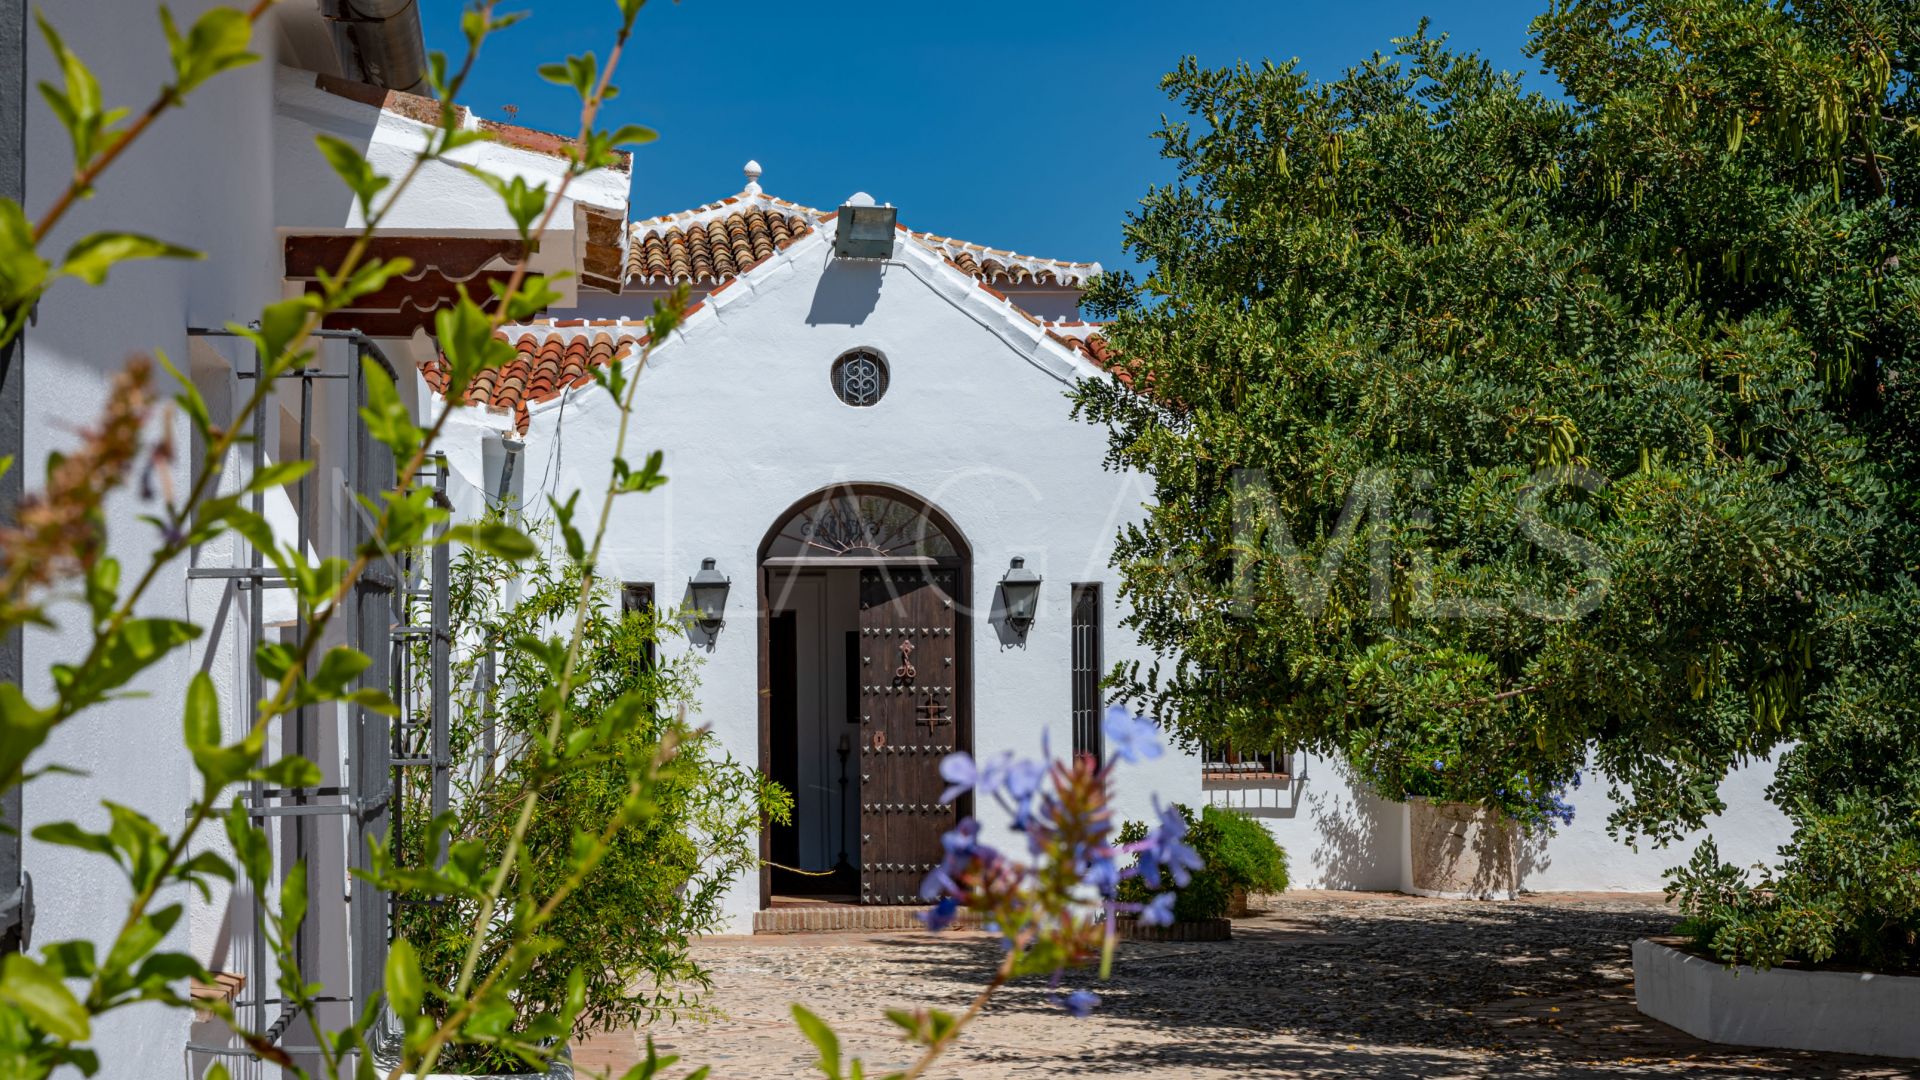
895 640 916 682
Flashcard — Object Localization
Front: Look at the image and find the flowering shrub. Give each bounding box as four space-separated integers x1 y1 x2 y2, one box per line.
1115 803 1288 923
785 706 1198 1079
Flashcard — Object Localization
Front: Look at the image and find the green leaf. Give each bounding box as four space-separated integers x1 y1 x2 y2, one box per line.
608 124 658 147
103 904 181 980
0 197 52 345
277 860 308 942
255 755 321 789
224 799 271 887
59 232 202 286
314 133 392 216
245 460 313 494
184 672 255 792
466 168 549 241
183 671 220 753
84 557 119 627
434 289 517 403
29 821 115 859
487 272 563 322
358 358 422 467
385 936 423 1020
160 6 258 95
50 618 200 709
0 953 90 1042
35 12 121 171
444 521 537 561
311 647 372 697
242 295 321 371
790 1004 841 1080
0 683 56 786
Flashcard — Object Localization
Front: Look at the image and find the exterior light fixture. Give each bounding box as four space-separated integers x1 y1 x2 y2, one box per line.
1000 556 1042 635
688 557 731 633
833 192 897 259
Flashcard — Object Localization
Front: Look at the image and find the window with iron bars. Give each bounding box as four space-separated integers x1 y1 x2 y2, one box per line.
1200 740 1291 780
1070 584 1103 762
622 582 657 669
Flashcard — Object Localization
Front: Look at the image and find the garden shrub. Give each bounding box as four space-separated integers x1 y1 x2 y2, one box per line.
1117 803 1288 921
1668 580 1920 973
1200 804 1289 895
394 531 790 1071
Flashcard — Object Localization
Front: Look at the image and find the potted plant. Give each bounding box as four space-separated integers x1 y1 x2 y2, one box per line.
1115 803 1289 935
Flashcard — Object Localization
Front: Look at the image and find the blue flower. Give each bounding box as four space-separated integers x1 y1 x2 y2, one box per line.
1102 705 1164 765
939 751 1009 803
1432 759 1445 772
1084 852 1120 897
1137 799 1204 889
1004 758 1045 802
918 895 960 931
921 818 986 901
1060 989 1100 1017
1139 891 1178 927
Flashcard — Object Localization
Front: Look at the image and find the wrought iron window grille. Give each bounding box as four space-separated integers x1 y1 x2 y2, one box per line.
830 348 889 407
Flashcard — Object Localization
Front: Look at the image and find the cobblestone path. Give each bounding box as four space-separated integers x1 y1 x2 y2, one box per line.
574 892 1913 1079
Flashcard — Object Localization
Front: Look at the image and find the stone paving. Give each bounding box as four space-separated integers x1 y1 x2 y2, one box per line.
574 892 1916 1079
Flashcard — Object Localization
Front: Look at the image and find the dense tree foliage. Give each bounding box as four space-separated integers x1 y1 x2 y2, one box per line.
1078 1 1919 962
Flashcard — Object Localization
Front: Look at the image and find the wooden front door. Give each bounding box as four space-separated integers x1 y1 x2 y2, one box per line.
857 567 959 905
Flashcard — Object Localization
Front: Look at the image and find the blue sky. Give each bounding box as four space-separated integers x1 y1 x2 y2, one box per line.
420 1 1553 276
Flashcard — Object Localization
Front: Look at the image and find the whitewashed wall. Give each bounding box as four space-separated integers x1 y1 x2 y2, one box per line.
1206 749 1787 894
436 221 1198 933
22 4 289 1076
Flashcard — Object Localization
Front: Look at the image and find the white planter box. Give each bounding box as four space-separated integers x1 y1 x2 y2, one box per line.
1634 938 1920 1060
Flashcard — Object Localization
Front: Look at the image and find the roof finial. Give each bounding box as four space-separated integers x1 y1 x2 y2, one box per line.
743 159 762 195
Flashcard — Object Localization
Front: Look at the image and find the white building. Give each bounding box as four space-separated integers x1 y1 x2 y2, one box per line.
425 164 1794 935
6 4 1791 1076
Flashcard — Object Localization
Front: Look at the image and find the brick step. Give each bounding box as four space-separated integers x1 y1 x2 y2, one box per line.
753 905 983 934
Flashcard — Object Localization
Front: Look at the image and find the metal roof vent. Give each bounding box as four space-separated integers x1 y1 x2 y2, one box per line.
834 192 897 260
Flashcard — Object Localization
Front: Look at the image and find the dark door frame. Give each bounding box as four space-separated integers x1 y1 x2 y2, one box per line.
755 484 972 910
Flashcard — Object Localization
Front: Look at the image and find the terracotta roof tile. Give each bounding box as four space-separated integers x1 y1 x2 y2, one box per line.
624 187 1101 290
908 229 1100 287
1045 326 1139 385
423 330 647 426
626 207 814 285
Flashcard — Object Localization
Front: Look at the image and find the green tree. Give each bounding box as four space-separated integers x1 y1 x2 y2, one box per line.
1077 0 1916 870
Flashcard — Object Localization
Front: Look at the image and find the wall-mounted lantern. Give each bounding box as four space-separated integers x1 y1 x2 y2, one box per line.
833 192 897 260
688 557 731 633
1000 556 1042 636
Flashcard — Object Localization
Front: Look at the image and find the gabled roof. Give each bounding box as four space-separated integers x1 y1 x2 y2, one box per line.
626 200 814 286
623 166 1101 289
430 169 1117 429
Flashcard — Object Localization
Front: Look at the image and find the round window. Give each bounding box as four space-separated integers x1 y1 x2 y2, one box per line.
830 349 889 407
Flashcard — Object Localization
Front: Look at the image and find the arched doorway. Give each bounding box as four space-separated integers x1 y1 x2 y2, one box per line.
756 485 971 909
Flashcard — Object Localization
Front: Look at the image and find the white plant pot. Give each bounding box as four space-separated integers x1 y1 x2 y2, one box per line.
1634 938 1920 1059
1405 797 1518 900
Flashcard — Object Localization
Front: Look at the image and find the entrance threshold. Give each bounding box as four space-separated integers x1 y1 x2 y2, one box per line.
753 899 981 935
